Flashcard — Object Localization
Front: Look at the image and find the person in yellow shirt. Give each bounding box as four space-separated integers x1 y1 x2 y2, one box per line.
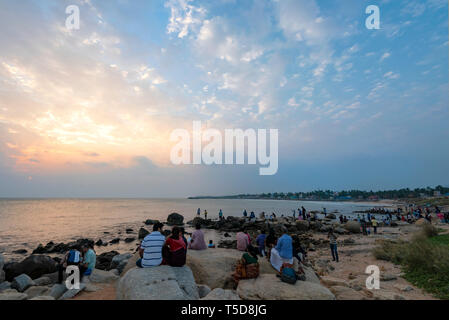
371 217 378 234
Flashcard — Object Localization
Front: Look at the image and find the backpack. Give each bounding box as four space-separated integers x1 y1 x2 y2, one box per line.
280 266 297 285
67 249 80 264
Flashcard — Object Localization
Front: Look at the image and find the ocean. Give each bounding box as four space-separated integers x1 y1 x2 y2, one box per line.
0 198 390 261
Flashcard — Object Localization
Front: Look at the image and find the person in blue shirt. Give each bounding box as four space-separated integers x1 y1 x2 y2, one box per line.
243 209 248 217
270 226 293 272
219 209 223 220
255 230 267 256
249 211 255 219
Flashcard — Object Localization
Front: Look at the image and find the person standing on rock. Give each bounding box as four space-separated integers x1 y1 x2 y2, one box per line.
270 226 293 272
137 222 166 268
188 224 207 250
219 209 223 220
204 210 208 220
197 208 201 217
372 217 378 234
243 209 248 218
328 229 339 262
301 206 306 220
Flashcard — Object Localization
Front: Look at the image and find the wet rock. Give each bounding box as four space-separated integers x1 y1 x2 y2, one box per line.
167 213 184 226
109 238 120 244
126 228 134 233
13 249 28 254
4 255 58 281
124 237 135 243
138 227 150 239
144 219 160 225
96 251 119 270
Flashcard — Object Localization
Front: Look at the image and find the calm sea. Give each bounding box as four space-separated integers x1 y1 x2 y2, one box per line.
0 198 390 261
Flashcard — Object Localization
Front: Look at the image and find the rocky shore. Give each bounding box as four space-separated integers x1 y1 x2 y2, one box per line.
1 211 447 300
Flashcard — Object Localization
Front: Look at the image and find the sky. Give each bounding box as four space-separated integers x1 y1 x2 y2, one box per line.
0 0 448 198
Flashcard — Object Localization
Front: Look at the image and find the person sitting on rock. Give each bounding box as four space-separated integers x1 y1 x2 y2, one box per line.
137 222 166 268
58 246 82 284
270 226 293 272
188 224 207 250
232 245 260 285
80 243 96 278
236 228 250 251
163 227 187 267
208 240 216 248
249 211 256 219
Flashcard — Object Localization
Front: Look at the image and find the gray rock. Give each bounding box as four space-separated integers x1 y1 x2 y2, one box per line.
48 284 68 299
110 253 132 273
30 295 55 300
88 268 119 283
33 276 53 286
117 266 199 300
0 291 28 300
24 286 50 299
0 281 11 292
59 283 86 300
198 284 211 298
0 270 5 283
11 274 35 292
201 288 240 300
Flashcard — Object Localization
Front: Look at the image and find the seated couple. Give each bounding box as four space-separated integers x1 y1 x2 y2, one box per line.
136 223 188 268
58 243 96 284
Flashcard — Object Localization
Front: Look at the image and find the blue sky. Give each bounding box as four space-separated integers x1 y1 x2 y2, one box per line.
0 0 447 197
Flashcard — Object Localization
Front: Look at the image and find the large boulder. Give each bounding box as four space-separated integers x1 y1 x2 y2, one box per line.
167 213 184 226
4 255 58 281
0 281 11 292
237 274 335 300
186 249 242 289
344 221 361 233
201 288 241 300
117 266 199 300
11 274 35 292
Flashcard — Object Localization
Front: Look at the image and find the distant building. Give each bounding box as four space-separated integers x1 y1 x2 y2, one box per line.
434 191 441 196
368 195 379 201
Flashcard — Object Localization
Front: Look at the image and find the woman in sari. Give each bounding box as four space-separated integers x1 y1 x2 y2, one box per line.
233 245 260 285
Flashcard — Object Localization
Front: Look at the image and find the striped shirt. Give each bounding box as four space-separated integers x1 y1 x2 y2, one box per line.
140 231 166 267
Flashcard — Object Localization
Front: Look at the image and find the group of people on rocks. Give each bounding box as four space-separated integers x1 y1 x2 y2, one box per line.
58 243 97 284
137 222 214 269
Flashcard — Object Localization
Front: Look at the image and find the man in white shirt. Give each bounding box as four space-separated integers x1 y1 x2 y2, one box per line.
137 223 166 268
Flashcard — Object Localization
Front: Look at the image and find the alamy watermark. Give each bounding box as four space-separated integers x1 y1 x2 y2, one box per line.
65 5 80 30
170 121 278 175
365 265 380 290
365 5 380 30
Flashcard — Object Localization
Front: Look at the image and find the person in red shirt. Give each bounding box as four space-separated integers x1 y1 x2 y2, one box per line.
163 227 187 267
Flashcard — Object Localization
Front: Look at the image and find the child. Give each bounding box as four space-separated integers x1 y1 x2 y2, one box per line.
208 240 215 248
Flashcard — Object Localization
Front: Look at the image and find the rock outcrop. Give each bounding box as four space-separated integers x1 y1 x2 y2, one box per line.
117 266 199 300
167 213 184 226
201 288 241 300
4 255 58 281
237 274 335 300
